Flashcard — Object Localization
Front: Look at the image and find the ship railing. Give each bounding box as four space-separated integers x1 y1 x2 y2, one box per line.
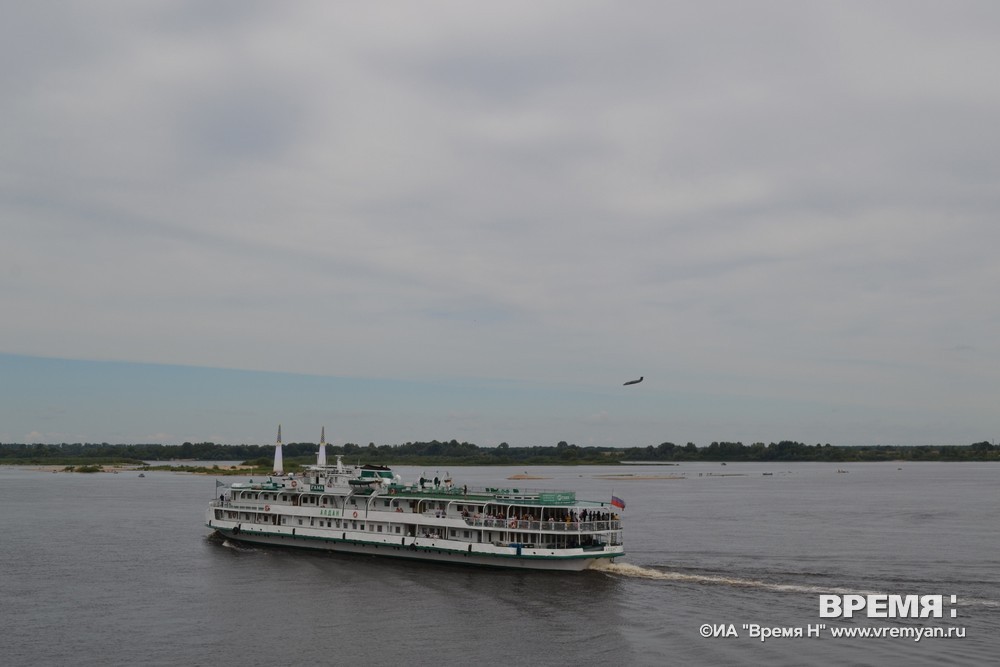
223 501 270 512
401 484 571 497
464 518 621 532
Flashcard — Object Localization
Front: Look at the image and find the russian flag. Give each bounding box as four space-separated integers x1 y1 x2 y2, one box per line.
611 495 626 510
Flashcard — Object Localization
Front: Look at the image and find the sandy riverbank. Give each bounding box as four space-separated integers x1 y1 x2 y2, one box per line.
29 464 143 473
24 463 257 474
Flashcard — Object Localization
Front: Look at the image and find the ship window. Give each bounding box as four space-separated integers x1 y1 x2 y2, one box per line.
384 500 390 507
395 527 400 534
377 525 382 532
297 519 303 525
464 531 470 538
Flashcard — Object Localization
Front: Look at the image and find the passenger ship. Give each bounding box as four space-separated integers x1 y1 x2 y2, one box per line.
205 429 625 571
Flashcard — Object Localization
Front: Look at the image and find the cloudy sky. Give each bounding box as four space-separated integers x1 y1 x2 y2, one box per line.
3 2 998 448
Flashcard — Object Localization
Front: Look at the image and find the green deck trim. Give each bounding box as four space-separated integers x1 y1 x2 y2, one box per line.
383 491 582 506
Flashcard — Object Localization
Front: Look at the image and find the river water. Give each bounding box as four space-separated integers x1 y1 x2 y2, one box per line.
1 462 996 666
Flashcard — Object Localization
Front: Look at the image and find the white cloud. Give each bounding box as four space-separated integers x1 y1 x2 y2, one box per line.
3 1 999 445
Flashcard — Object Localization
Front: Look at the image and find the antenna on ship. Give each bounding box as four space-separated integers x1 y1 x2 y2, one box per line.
273 424 284 475
317 426 327 467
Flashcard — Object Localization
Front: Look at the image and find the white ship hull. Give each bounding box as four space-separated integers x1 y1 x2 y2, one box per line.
207 516 620 571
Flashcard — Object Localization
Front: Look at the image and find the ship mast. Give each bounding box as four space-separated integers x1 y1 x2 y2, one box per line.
273 424 284 475
317 426 327 467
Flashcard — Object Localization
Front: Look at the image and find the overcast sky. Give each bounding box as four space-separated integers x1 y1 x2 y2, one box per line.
3 2 998 448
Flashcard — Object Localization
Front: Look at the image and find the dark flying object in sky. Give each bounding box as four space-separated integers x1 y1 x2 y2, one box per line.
623 376 643 386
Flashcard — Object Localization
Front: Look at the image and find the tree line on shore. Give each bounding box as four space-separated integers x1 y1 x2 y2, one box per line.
1 439 998 466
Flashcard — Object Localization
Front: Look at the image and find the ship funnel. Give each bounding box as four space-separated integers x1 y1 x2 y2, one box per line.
273 424 284 475
318 426 327 467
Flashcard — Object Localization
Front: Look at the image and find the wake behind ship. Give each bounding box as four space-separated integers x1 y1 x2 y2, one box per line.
205 430 625 571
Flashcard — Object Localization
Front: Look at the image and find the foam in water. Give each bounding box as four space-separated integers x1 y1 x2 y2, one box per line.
221 539 257 553
591 561 1000 610
591 560 882 596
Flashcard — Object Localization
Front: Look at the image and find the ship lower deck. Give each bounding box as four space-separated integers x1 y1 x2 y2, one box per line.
207 518 622 571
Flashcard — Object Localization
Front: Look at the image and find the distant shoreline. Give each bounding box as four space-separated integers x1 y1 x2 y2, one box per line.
3 440 997 466
14 463 260 475
5 459 996 476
